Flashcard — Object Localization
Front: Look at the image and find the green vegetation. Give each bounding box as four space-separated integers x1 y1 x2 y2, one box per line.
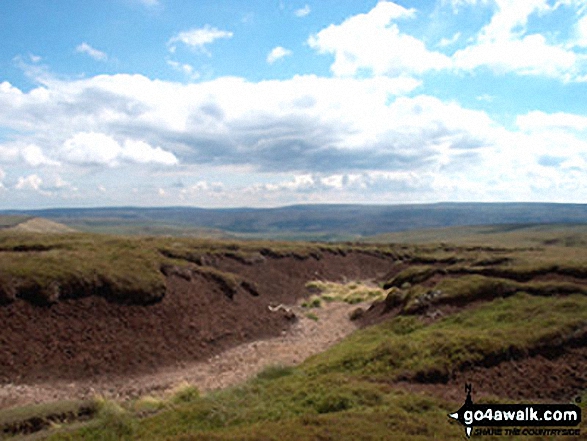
8 204 587 240
42 291 586 440
0 399 97 438
0 230 384 306
382 265 440 289
305 280 386 305
304 294 586 382
368 223 587 247
395 274 587 314
171 384 201 405
0 215 31 229
3 225 587 439
305 312 319 321
0 232 167 305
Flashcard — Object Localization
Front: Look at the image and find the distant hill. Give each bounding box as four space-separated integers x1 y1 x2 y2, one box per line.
2 203 587 239
0 215 32 229
10 217 77 234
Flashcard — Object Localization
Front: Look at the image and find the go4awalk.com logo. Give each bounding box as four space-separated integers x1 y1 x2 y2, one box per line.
448 384 582 437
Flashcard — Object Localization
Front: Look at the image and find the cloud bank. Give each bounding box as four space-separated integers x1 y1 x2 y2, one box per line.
1 0 587 207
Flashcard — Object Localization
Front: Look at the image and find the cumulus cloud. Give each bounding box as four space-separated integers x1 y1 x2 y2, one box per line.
267 46 292 64
1 51 587 204
0 71 493 178
305 1 586 82
53 175 73 190
168 25 233 54
60 132 122 166
167 60 200 79
15 174 43 191
575 14 587 47
308 1 451 77
120 139 179 165
517 111 587 133
451 0 584 81
294 4 311 17
179 181 225 201
21 144 60 167
75 42 108 61
59 132 178 167
453 33 577 79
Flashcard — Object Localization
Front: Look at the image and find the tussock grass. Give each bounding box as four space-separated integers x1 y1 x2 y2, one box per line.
89 397 137 440
0 232 390 307
305 280 386 305
383 265 440 289
303 293 587 382
0 399 97 438
170 383 200 404
255 365 294 382
9 228 587 440
45 291 586 440
131 396 167 415
398 274 587 314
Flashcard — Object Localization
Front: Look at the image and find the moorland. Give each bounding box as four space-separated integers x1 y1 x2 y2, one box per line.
6 202 587 240
0 215 585 440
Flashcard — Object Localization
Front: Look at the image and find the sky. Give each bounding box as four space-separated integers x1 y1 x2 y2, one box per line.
1 0 587 209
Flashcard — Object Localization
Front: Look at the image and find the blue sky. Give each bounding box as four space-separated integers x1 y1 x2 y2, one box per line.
1 0 587 208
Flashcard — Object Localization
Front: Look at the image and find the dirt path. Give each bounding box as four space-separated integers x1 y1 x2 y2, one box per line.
0 301 361 410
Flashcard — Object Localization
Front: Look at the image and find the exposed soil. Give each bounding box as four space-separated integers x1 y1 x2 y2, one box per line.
453 346 587 401
1 249 585 415
396 347 587 404
0 251 392 409
361 260 587 404
0 301 362 410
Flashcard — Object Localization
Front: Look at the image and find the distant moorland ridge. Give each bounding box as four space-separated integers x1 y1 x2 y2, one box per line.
3 202 587 238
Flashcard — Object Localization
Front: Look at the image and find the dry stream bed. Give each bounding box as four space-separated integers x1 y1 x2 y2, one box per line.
0 300 362 410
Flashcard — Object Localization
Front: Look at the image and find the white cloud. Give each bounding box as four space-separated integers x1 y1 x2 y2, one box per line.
451 0 584 81
75 42 108 61
60 132 121 166
167 60 200 79
53 175 71 189
2 64 587 204
294 4 311 17
168 25 233 54
308 1 451 76
517 110 587 132
576 14 587 47
15 174 43 191
477 0 551 42
21 144 60 167
180 180 224 197
267 46 292 64
453 34 577 78
59 132 178 167
438 32 461 47
121 139 179 165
